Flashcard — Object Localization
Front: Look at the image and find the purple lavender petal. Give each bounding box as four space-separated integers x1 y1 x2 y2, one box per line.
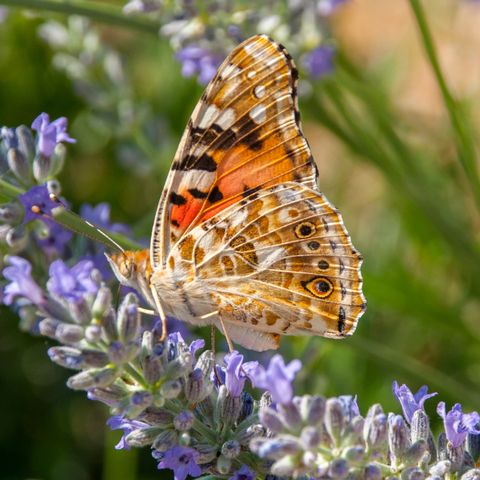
2 256 46 306
437 402 480 448
175 45 221 85
107 415 149 450
303 45 335 79
31 112 76 158
229 464 255 480
18 185 58 223
157 445 202 480
392 381 437 423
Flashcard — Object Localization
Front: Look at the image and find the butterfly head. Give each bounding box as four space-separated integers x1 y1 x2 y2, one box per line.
105 249 152 288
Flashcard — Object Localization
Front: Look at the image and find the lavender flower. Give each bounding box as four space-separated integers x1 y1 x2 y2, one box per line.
107 415 150 450
79 202 131 236
216 351 258 397
392 381 437 423
18 184 57 223
46 259 99 303
35 218 73 258
31 112 76 158
156 445 202 480
229 464 255 480
437 402 480 448
303 45 335 79
175 46 222 85
247 354 301 405
2 256 46 307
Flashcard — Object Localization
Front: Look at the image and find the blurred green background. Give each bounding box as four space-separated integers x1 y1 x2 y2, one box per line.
1 0 479 478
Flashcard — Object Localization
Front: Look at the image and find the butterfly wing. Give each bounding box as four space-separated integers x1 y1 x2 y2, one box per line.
168 183 366 351
151 34 317 268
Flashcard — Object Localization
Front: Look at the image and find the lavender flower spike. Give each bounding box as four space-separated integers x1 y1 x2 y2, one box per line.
31 112 76 158
157 445 202 480
2 256 46 307
437 402 480 448
247 354 301 405
392 381 437 423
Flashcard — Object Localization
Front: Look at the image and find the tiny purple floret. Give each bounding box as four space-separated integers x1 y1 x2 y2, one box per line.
18 184 58 223
437 402 480 448
217 351 258 397
246 354 301 405
31 112 76 158
157 445 202 480
2 256 46 307
303 45 335 79
317 0 349 15
229 464 255 480
392 381 437 423
107 415 150 450
176 45 222 85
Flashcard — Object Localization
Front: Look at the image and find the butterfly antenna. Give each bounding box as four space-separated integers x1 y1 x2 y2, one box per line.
46 193 125 253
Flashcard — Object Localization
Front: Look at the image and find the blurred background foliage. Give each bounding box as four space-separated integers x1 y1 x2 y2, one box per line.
0 0 479 479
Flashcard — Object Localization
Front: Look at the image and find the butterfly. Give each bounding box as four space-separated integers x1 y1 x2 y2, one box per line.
107 34 366 351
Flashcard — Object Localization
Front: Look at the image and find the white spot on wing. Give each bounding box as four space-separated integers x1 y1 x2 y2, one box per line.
249 104 267 124
221 63 241 78
254 85 266 98
247 70 257 79
198 104 219 129
216 108 236 130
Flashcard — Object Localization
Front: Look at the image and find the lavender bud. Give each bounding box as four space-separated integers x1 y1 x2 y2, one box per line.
174 411 195 431
69 298 92 325
365 464 383 480
329 458 349 478
278 402 302 431
185 368 204 403
101 308 117 341
108 341 127 364
33 153 53 182
259 406 283 434
0 202 22 224
46 179 61 196
67 366 118 390
196 444 218 463
8 148 30 181
153 430 177 452
166 351 192 379
16 125 35 160
160 379 182 399
49 145 65 177
325 398 345 445
237 424 265 444
467 431 480 463
221 392 242 426
426 476 443 480
125 426 160 447
389 414 410 464
39 317 60 339
143 355 163 385
257 437 302 459
404 439 428 466
461 469 480 480
447 442 464 472
125 391 154 418
429 460 451 476
117 294 139 343
18 306 38 332
260 391 272 409
56 323 84 343
438 432 448 461
85 324 102 342
195 350 214 376
346 415 365 444
92 286 112 319
344 446 365 464
270 455 297 476
411 409 430 443
48 346 84 369
88 385 127 407
221 439 240 459
464 450 476 469
401 468 425 480
307 395 326 425
238 391 254 423
6 225 28 250
138 407 173 426
178 432 191 446
216 455 231 475
303 450 317 469
301 426 321 449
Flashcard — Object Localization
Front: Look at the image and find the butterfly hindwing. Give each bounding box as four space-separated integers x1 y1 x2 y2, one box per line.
151 34 318 267
167 183 365 348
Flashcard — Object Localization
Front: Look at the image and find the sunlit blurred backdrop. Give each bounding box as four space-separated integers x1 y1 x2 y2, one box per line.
1 0 479 478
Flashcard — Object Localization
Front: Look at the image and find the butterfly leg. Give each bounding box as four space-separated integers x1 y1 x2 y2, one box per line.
218 315 235 353
150 285 169 341
138 307 156 316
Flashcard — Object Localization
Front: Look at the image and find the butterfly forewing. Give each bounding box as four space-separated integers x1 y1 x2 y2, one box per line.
151 34 318 268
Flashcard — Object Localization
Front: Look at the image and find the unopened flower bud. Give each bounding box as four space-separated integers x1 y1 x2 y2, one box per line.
125 391 153 418
178 431 191 446
174 411 195 431
16 125 35 161
0 202 22 224
46 179 61 196
138 407 173 426
300 426 321 449
429 460 451 476
270 454 297 476
216 454 231 475
278 402 302 431
402 468 425 480
69 298 92 325
48 346 84 369
325 398 345 445
39 317 60 339
8 148 30 181
125 426 160 447
221 391 242 426
389 414 410 464
364 464 382 480
256 437 301 460
101 307 117 342
237 424 265 444
438 432 448 461
153 430 177 452
221 439 240 459
6 225 28 250
447 442 464 472
56 323 84 343
467 432 480 463
238 391 254 422
143 354 163 385
461 469 480 480
258 407 282 435
117 293 139 343
88 385 127 407
196 444 218 463
344 446 365 464
67 366 118 390
161 379 182 399
404 439 427 466
33 153 54 182
307 395 326 425
92 286 112 318
195 350 214 376
411 409 430 443
85 324 102 342
166 351 192 379
108 341 127 364
329 458 349 478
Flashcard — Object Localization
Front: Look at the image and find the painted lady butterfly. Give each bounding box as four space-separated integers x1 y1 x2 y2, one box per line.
107 35 366 351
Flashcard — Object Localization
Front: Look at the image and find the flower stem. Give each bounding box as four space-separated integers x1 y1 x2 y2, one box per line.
0 0 159 35
408 0 480 211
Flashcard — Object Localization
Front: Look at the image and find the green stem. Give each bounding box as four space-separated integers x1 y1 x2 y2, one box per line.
408 0 480 211
0 178 24 198
0 0 159 35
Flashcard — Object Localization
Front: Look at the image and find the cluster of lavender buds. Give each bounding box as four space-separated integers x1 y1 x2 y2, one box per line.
123 0 348 83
